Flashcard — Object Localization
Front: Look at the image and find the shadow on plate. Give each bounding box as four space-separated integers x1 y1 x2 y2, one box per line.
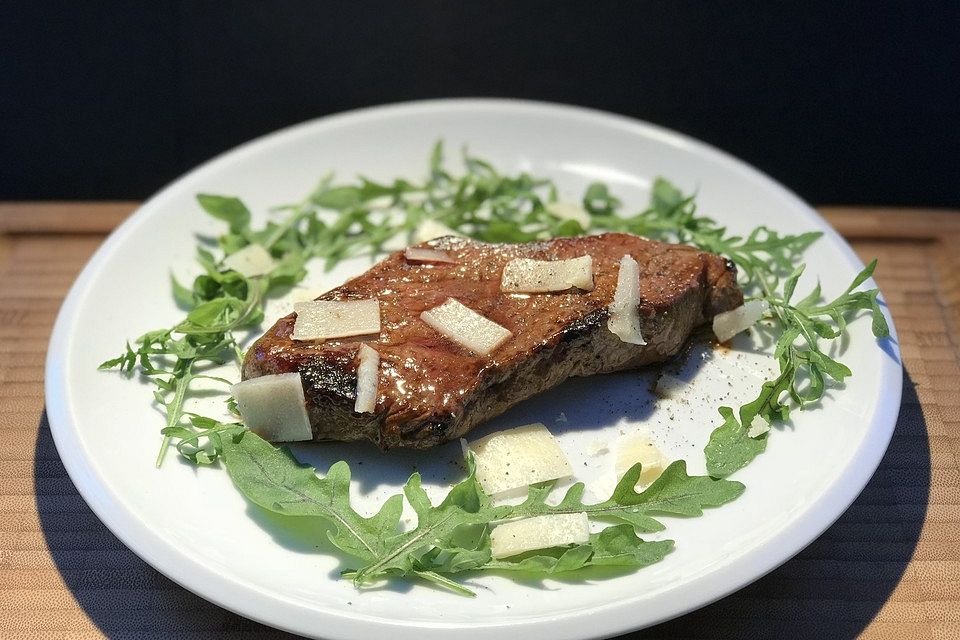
286 363 671 496
36 370 926 639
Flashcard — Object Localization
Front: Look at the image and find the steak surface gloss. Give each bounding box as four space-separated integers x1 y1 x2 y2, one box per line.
243 233 742 449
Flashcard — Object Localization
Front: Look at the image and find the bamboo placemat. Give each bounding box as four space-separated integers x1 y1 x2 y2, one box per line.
1 203 956 639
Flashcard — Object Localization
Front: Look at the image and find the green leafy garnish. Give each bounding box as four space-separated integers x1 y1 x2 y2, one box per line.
100 142 889 592
480 526 674 575
221 430 741 594
573 176 888 475
702 259 889 476
590 177 886 476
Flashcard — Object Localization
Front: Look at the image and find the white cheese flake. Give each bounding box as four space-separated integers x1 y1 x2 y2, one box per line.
490 513 589 559
467 423 572 496
222 244 275 278
354 344 379 414
420 298 512 355
608 254 646 345
747 414 771 438
413 219 460 243
231 372 312 442
404 247 456 264
292 299 381 342
589 471 618 503
615 432 669 489
545 201 591 229
713 299 768 343
501 255 594 293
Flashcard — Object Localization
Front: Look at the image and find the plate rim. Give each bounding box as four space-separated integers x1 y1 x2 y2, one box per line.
44 97 903 640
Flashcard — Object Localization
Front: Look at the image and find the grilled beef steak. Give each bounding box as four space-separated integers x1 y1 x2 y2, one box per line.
243 233 742 449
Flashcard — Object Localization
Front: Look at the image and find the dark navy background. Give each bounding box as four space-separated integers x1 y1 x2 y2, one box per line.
2 1 957 205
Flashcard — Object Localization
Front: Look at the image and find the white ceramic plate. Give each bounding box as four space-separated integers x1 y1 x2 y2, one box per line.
45 99 901 639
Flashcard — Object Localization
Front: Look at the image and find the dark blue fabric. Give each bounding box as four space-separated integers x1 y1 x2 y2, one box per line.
1 1 957 205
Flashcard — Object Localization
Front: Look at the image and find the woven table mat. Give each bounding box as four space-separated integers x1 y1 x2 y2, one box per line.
0 204 956 640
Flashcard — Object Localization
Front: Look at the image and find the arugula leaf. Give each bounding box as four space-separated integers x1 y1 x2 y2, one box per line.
170 273 195 308
222 431 495 592
220 430 403 563
313 186 362 210
610 180 888 477
220 432 738 594
583 182 621 216
482 525 673 574
704 407 769 479
607 460 746 515
650 177 685 215
704 260 888 477
348 472 490 584
489 461 744 533
196 194 251 235
162 416 241 465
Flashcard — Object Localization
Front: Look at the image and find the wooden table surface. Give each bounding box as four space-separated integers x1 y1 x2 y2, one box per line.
2 203 958 640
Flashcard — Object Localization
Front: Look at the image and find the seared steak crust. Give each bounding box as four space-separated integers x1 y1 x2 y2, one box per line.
243 233 742 449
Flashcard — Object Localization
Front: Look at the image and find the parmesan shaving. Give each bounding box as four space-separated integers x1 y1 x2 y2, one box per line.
607 254 646 344
615 432 669 489
467 423 572 496
354 344 379 414
404 247 456 264
420 298 512 355
501 255 594 293
747 414 771 438
292 299 380 342
231 372 312 442
713 299 768 343
490 513 589 559
222 244 275 278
